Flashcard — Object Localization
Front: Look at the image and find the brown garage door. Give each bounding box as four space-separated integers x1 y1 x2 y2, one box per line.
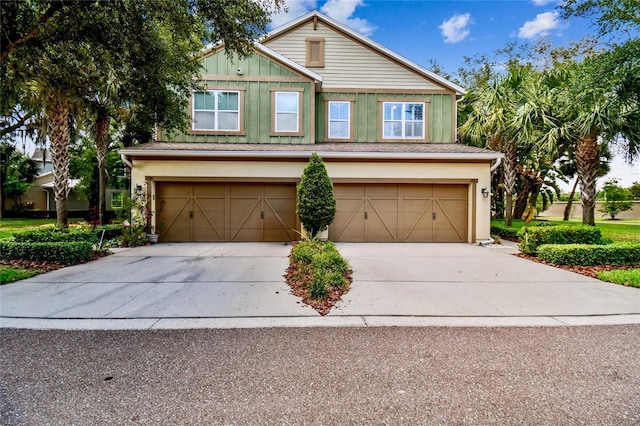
156 183 297 242
329 184 468 242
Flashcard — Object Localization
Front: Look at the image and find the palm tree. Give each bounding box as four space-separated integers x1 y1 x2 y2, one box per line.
561 61 638 225
509 66 575 221
459 65 536 226
45 92 72 228
556 145 611 221
85 73 119 225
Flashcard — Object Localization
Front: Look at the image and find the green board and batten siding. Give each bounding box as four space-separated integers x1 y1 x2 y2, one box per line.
167 48 315 145
315 92 453 143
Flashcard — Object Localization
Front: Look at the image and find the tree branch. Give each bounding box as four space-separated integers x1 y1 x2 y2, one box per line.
0 111 34 138
0 2 65 63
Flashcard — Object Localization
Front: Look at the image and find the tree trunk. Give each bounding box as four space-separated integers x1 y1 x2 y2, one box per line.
513 181 530 220
95 107 110 225
563 178 579 221
576 136 599 226
0 177 4 219
523 177 544 223
47 94 71 229
502 143 517 227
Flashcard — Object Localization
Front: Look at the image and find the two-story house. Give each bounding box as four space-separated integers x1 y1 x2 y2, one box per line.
120 11 501 243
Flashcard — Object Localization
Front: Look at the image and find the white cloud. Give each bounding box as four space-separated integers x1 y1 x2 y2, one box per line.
531 0 558 6
321 0 377 36
439 13 472 44
518 11 561 39
268 0 376 36
269 0 317 29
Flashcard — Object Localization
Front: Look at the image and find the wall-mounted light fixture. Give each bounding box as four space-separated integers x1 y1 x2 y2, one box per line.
135 184 143 194
481 187 490 198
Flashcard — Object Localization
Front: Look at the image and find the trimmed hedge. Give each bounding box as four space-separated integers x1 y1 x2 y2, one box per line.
537 242 640 266
13 228 98 244
490 224 519 239
518 225 603 255
0 241 94 264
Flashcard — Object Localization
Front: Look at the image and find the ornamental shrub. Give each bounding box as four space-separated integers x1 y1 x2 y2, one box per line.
290 239 323 264
289 240 351 300
490 223 519 239
297 153 336 238
518 225 603 255
13 228 98 244
537 242 640 266
0 241 93 264
309 270 330 300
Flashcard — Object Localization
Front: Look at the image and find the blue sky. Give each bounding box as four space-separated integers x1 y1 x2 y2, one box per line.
268 0 639 188
269 0 593 76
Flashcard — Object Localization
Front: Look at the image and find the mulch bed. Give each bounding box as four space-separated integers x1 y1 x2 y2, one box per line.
1 251 111 275
284 263 352 316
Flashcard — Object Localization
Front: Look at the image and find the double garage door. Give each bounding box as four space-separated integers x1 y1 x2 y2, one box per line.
157 183 297 242
157 182 468 243
330 184 468 243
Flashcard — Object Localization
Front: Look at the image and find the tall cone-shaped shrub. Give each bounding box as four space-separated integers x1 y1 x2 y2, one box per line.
297 153 336 238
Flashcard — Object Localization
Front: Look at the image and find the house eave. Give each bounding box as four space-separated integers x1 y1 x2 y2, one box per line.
199 41 323 83
121 149 501 162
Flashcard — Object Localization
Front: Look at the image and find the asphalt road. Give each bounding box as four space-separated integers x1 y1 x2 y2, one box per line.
1 326 639 425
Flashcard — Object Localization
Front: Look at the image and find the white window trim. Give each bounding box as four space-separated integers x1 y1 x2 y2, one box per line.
328 101 351 139
192 90 240 131
382 101 425 140
274 91 300 133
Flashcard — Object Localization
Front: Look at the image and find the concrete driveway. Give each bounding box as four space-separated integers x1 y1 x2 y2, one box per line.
332 243 640 322
1 242 639 329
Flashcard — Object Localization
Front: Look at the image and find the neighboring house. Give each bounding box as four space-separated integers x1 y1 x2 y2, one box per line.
5 148 86 212
120 11 501 243
14 148 124 213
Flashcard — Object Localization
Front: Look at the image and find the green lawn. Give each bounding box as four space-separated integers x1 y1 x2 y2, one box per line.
1 218 85 284
492 218 640 242
597 269 640 288
0 218 84 240
0 265 42 285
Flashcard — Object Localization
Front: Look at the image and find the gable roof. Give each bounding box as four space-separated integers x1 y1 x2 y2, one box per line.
263 11 466 96
200 41 323 83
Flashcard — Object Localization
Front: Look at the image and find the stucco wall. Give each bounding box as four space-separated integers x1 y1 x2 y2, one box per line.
131 158 493 242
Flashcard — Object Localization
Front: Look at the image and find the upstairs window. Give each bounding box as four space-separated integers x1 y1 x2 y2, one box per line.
305 38 325 67
192 90 240 131
274 91 300 133
328 101 351 140
382 102 425 140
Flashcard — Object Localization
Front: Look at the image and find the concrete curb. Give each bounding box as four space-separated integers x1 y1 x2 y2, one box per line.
2 314 639 330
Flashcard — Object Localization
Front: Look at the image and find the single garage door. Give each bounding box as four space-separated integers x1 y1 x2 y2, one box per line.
156 183 297 242
329 183 468 242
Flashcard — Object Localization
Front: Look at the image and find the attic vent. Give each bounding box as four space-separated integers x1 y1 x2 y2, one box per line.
305 38 325 68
